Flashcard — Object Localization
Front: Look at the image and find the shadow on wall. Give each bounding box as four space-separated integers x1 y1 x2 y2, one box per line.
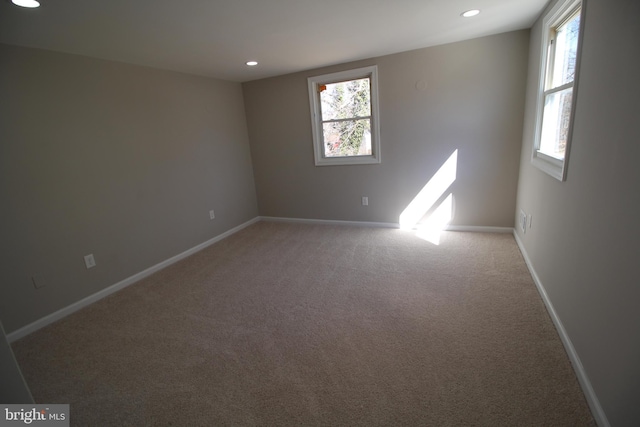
399 149 458 245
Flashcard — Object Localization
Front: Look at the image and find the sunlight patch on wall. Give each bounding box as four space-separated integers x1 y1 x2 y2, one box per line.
399 149 458 244
415 193 453 245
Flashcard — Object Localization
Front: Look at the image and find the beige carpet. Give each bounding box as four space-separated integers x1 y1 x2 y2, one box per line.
12 221 595 426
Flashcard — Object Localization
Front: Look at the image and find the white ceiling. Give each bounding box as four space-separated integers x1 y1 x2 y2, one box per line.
0 0 549 82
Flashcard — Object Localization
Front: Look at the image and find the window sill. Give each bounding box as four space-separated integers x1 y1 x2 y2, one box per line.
314 154 381 167
531 151 565 181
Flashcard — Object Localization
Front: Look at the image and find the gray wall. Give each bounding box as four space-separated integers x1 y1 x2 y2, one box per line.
515 0 640 426
243 31 529 226
0 321 33 403
0 44 258 334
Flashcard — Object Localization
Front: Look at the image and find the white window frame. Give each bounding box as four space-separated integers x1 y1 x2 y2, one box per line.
308 66 381 166
531 0 585 181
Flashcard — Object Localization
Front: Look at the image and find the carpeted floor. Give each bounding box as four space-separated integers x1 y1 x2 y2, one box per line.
12 221 595 426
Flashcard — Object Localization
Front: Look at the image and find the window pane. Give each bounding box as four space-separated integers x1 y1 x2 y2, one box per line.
551 10 580 88
320 78 371 121
322 119 371 157
540 87 573 159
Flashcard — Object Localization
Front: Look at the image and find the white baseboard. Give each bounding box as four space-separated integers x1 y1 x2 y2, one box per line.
3 216 515 343
260 216 513 234
7 216 507 343
512 231 609 427
7 217 260 343
10 216 604 425
445 225 513 233
260 216 400 228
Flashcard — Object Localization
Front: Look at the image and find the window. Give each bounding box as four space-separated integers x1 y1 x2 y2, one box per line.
308 66 381 166
532 0 584 181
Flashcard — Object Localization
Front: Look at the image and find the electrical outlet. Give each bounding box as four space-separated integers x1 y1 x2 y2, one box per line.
209 210 215 220
84 254 96 269
519 210 527 234
362 196 368 206
528 214 533 229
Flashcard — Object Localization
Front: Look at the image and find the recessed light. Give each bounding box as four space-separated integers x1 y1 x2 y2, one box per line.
461 9 480 18
246 61 258 66
11 0 40 8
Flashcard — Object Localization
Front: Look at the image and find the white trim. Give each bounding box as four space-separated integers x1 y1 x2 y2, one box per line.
5 216 516 343
260 216 513 234
260 216 399 228
308 65 381 166
531 154 564 180
7 213 608 427
512 230 610 427
444 225 513 233
531 0 585 182
6 217 260 343
544 81 574 96
535 150 564 167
